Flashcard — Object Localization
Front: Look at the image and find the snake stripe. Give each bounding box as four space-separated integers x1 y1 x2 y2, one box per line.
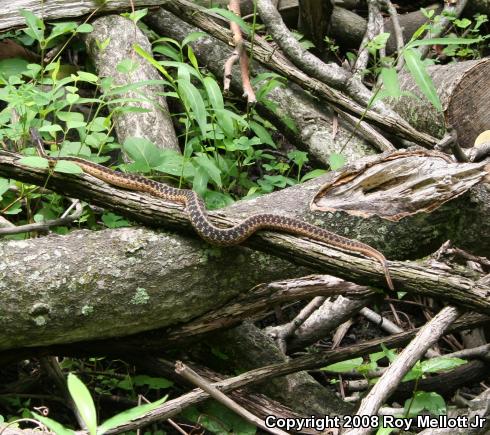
30 129 394 290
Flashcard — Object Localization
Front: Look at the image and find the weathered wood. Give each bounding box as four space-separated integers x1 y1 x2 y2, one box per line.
392 59 490 148
144 8 380 166
0 0 168 31
1 151 489 316
0 225 310 351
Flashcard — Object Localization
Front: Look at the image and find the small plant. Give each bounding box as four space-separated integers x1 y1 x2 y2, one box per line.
31 373 168 435
322 346 467 421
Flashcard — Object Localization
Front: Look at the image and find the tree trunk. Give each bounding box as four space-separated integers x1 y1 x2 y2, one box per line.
84 15 179 152
392 59 490 147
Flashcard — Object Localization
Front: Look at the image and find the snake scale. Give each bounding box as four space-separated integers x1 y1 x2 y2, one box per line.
30 128 394 290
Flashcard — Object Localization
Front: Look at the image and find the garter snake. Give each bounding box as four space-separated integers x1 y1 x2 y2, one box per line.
30 128 394 290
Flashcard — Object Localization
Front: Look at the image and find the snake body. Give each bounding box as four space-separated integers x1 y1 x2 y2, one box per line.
31 129 394 290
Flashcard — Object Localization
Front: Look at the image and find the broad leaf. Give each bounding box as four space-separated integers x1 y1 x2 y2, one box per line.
123 137 162 169
98 396 167 434
18 156 49 169
67 373 97 435
32 413 75 435
329 153 346 170
54 161 83 174
406 36 482 49
322 358 363 373
403 48 442 111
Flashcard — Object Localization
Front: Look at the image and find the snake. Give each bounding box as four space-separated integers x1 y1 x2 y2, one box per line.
29 128 394 290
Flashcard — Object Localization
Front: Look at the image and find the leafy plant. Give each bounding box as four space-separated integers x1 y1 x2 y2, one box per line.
322 347 467 419
31 373 168 435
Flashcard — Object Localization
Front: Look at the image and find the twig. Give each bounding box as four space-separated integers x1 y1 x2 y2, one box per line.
175 361 288 435
331 318 354 348
266 296 327 353
354 0 384 77
379 0 405 70
0 200 82 236
344 305 462 435
88 314 486 435
360 306 402 334
225 0 256 103
441 343 490 361
159 1 439 146
337 110 397 152
39 357 86 431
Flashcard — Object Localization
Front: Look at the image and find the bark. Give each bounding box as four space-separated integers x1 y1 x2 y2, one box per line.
0 153 490 354
392 59 490 148
330 4 441 54
157 0 438 146
0 226 310 351
65 313 488 435
205 323 354 415
0 0 172 31
144 8 381 166
298 0 333 54
84 15 179 152
466 0 490 14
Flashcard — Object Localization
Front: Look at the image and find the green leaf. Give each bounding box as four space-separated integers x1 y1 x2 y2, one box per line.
154 150 194 177
133 44 175 83
204 190 234 210
66 93 79 105
288 150 308 167
193 154 222 187
208 8 250 35
20 9 45 42
123 137 162 170
46 22 77 43
76 23 94 33
0 178 9 199
187 45 200 72
192 166 209 197
322 357 363 373
182 32 207 47
67 373 97 435
406 36 481 49
39 124 63 133
203 76 224 111
0 58 29 83
153 44 181 62
77 71 99 83
329 153 346 170
178 76 208 137
420 357 466 373
98 396 167 434
18 156 49 169
214 108 237 138
101 212 130 229
403 48 442 111
54 161 83 174
31 412 75 435
380 67 401 99
375 427 395 435
301 169 327 182
404 391 446 417
122 8 148 23
249 121 275 147
57 111 86 129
